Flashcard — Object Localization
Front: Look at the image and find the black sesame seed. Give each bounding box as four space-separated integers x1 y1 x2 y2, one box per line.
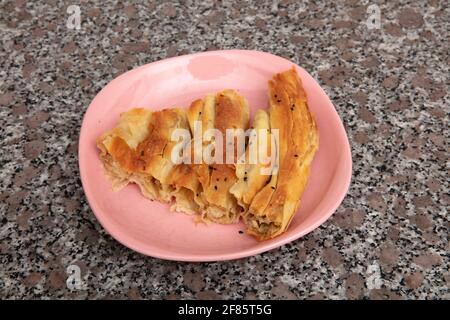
277 99 281 103
294 154 298 157
271 186 275 190
239 230 244 234
243 177 247 181
214 186 218 190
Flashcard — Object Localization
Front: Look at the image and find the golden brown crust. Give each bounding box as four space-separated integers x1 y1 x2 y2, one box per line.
97 107 191 203
230 109 273 211
214 90 250 134
187 89 250 224
97 69 318 240
201 164 240 223
186 99 203 133
97 90 250 224
244 67 319 240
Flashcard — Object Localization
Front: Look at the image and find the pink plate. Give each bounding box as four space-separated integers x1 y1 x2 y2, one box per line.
78 50 352 261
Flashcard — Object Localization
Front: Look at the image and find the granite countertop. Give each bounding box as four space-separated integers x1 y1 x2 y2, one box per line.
1 0 448 299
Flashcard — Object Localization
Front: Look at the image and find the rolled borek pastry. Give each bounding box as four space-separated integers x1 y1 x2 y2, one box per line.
229 109 275 211
244 67 319 240
97 107 202 213
186 89 250 224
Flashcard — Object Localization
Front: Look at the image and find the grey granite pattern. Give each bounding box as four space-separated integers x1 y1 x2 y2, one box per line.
0 0 448 299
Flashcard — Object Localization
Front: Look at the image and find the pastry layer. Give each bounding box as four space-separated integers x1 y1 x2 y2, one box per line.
229 109 274 211
97 107 201 213
97 90 250 224
243 67 319 240
186 90 250 224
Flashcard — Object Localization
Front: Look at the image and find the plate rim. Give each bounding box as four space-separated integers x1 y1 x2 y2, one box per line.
78 49 353 262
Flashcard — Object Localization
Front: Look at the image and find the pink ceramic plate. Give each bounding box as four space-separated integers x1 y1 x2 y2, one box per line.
79 50 352 261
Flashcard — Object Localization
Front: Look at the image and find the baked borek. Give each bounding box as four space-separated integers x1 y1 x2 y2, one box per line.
243 68 319 240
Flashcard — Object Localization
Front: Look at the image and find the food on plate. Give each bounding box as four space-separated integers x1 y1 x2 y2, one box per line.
97 90 250 220
229 109 275 212
186 90 250 224
243 68 319 240
97 108 202 213
96 68 319 240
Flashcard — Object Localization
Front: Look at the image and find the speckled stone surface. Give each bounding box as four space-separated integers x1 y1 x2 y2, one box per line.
0 0 448 299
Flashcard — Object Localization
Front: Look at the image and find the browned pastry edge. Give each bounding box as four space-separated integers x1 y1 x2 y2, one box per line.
96 69 319 240
244 67 319 240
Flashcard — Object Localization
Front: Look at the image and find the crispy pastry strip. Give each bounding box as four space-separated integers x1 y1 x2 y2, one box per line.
97 107 202 213
97 90 250 222
186 89 250 224
97 69 318 240
229 109 274 211
243 67 319 240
